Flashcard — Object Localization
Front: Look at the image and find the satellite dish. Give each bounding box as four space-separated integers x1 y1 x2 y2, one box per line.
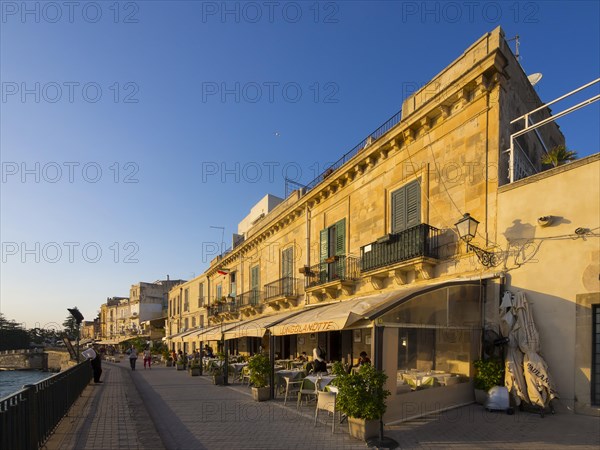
527 73 543 86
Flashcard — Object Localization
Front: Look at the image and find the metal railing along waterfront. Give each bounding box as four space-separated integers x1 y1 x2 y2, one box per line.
360 224 440 272
0 361 92 450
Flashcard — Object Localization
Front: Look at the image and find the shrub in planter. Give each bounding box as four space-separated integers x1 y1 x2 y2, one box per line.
248 353 272 401
189 360 201 376
334 364 390 441
473 358 504 403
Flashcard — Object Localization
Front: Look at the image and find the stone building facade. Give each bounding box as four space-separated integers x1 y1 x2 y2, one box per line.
163 27 590 421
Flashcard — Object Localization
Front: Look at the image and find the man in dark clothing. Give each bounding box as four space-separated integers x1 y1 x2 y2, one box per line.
91 348 103 383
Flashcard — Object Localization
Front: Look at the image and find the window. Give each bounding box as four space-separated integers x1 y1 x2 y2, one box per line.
391 179 421 233
200 315 204 328
216 284 222 301
192 316 196 328
184 318 189 330
319 219 346 261
198 282 205 307
282 247 294 295
250 265 260 304
184 288 189 312
230 272 237 298
319 219 346 281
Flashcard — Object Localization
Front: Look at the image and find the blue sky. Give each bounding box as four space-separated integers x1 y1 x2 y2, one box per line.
1 1 599 329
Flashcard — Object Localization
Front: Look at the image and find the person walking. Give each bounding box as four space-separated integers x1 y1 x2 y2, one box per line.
128 345 138 371
90 346 103 383
143 347 152 369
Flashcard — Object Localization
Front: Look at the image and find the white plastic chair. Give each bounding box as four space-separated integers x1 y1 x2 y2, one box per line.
283 376 304 406
297 378 319 409
314 390 337 433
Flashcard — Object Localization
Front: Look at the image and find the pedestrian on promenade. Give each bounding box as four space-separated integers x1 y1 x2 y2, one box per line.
91 346 103 383
128 345 138 371
143 347 152 369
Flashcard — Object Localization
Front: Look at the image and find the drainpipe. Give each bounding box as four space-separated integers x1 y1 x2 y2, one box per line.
304 203 311 305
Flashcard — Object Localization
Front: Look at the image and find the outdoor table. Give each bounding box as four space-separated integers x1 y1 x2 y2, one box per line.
305 374 336 389
274 369 305 394
231 362 248 381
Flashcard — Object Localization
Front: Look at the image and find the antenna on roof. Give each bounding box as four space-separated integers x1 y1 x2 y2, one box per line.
507 34 520 61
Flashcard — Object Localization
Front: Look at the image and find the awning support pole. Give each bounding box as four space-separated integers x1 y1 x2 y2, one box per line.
269 333 275 400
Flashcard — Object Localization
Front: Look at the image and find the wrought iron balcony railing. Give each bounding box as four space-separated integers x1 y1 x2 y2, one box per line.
360 223 440 272
264 277 299 300
304 255 360 288
236 289 263 307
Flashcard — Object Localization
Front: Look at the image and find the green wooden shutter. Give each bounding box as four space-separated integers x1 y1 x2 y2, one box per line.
391 188 406 233
251 266 259 290
282 247 293 278
282 247 293 295
392 180 420 233
405 180 421 228
335 219 346 255
250 266 259 305
319 229 328 262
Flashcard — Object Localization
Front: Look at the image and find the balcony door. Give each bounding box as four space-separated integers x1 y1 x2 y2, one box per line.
281 247 294 296
319 218 346 282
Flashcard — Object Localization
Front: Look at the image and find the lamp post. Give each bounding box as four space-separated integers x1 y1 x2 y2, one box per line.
67 308 84 363
454 213 499 267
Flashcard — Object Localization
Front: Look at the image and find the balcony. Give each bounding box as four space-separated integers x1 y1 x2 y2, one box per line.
236 289 264 316
207 302 237 323
263 277 300 308
360 223 440 288
304 255 360 301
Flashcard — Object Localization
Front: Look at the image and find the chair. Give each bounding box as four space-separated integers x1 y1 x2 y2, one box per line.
241 366 251 385
314 390 337 433
283 375 304 406
297 378 319 409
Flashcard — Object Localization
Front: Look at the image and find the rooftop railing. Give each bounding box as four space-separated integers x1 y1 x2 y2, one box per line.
286 108 402 197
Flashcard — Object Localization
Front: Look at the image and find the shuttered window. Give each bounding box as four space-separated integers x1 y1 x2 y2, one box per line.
319 218 346 260
282 247 294 278
250 265 260 305
391 180 421 233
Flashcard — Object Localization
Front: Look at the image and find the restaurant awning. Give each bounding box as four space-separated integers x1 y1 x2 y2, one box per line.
222 309 309 340
269 274 499 336
199 321 245 341
269 292 400 336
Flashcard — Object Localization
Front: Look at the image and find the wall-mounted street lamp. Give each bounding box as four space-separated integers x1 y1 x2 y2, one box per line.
455 213 499 267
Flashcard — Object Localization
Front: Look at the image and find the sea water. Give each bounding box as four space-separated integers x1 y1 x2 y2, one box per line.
0 371 54 399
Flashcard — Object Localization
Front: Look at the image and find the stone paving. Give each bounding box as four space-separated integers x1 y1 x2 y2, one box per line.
45 361 600 450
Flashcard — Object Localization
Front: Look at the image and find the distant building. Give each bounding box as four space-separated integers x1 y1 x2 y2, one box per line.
100 277 185 341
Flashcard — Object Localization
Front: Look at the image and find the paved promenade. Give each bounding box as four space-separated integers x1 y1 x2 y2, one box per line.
46 361 600 450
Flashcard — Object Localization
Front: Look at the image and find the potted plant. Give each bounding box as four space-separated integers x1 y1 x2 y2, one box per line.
473 358 504 404
189 359 201 376
248 353 272 402
176 354 186 371
334 364 390 441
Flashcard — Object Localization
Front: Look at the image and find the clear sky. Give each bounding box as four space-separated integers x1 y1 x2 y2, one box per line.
1 1 599 329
